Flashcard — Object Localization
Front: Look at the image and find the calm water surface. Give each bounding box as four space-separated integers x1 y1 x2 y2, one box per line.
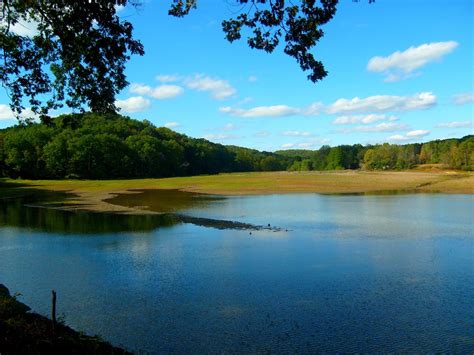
0 191 473 353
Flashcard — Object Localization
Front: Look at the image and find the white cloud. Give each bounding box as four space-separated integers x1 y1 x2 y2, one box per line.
453 92 474 105
114 4 125 12
327 92 436 114
280 138 330 150
220 92 434 120
367 41 458 81
332 114 398 125
1 18 39 37
388 130 430 142
304 102 324 116
295 142 316 149
19 108 39 121
387 134 411 142
383 72 422 83
129 83 152 96
186 74 236 100
222 123 236 131
164 122 180 128
254 131 270 137
338 122 409 133
237 97 253 105
436 121 472 129
0 104 14 120
150 85 183 99
0 105 39 121
203 133 240 141
116 96 151 113
220 101 322 118
156 74 181 83
248 75 258 82
406 129 430 137
281 131 314 137
130 83 183 99
220 105 300 118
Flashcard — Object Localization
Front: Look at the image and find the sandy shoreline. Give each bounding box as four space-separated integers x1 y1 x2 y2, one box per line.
2 171 472 215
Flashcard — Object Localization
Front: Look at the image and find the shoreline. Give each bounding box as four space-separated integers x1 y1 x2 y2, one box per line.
0 284 129 353
1 170 472 215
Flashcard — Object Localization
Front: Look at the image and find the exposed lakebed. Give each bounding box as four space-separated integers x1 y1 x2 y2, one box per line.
1 189 473 352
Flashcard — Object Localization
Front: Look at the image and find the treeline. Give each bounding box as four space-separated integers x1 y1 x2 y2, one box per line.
0 113 290 179
0 113 472 179
281 136 473 172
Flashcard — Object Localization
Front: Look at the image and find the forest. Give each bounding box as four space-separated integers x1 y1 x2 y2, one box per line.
0 113 472 179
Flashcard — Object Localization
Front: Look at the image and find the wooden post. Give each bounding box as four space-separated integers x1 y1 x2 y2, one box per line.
52 290 57 333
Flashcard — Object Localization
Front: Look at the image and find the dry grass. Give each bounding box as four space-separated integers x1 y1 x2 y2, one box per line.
2 170 472 213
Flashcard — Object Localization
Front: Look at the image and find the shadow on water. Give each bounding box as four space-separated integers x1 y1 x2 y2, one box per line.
322 189 430 196
0 183 178 234
1 184 277 234
105 189 224 213
107 189 285 231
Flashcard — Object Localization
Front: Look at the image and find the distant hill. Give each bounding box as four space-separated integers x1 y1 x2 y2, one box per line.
0 113 472 179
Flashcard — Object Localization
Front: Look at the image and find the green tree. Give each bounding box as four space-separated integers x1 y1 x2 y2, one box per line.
363 144 398 170
457 138 474 170
126 135 162 177
1 113 470 179
3 125 53 178
233 148 256 172
0 131 5 176
1 1 373 118
395 144 418 170
0 1 144 118
326 147 344 170
260 156 282 171
171 0 339 83
159 140 185 176
363 148 376 170
301 159 314 171
68 133 133 179
43 132 71 178
312 145 330 170
288 160 302 171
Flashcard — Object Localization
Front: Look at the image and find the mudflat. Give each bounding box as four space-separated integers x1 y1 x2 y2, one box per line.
1 170 472 214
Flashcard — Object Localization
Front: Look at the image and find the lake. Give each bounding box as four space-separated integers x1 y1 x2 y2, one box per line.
0 191 473 352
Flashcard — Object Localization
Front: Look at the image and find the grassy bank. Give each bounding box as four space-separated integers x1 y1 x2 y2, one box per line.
1 170 472 213
0 284 129 354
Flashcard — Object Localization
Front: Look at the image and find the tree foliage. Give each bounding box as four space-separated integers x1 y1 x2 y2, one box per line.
0 113 288 178
0 0 144 118
0 113 471 180
171 0 338 83
1 0 373 117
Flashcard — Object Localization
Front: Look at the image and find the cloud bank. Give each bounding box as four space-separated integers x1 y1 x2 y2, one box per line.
130 83 183 99
453 92 474 105
186 74 236 100
164 122 180 128
388 129 430 142
327 92 436 114
367 41 458 82
220 105 301 118
337 122 410 134
332 114 398 125
436 121 472 129
116 96 151 113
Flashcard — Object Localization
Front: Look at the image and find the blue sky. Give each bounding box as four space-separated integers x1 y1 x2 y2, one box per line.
0 0 473 151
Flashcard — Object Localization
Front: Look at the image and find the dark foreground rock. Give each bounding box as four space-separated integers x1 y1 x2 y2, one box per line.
0 284 129 354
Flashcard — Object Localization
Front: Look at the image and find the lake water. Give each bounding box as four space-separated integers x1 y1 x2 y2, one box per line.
1 191 473 352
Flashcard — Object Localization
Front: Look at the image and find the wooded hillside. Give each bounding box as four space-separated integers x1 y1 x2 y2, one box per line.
0 113 472 179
